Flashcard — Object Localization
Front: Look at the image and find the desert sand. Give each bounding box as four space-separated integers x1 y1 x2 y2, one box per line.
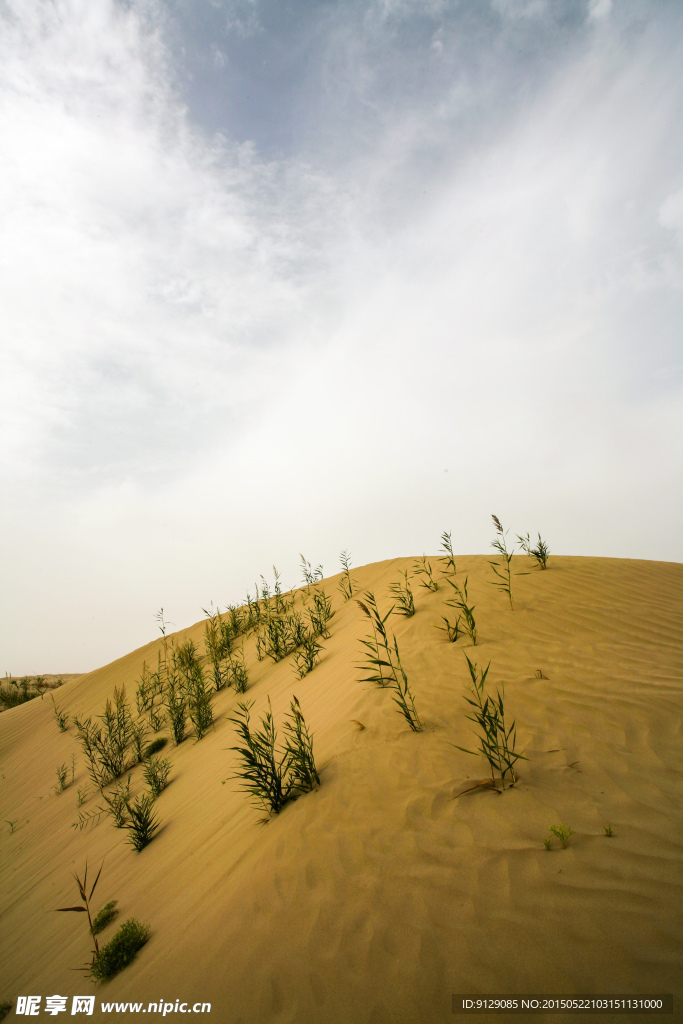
1 554 681 1023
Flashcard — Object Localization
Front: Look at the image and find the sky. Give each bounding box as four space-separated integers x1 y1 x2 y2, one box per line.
1 0 681 674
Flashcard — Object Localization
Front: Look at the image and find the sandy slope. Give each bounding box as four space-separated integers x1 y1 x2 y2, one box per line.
0 555 681 1024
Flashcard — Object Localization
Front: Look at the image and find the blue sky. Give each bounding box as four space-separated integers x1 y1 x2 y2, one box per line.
1 0 681 672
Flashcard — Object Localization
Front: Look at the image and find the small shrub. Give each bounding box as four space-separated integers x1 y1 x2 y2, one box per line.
229 696 320 818
389 569 415 617
453 656 527 791
338 550 357 602
413 555 439 591
51 695 69 731
548 824 574 849
143 756 171 797
92 900 119 935
143 737 168 759
55 764 68 794
293 633 323 679
603 823 614 837
89 919 151 981
124 793 160 851
440 530 457 576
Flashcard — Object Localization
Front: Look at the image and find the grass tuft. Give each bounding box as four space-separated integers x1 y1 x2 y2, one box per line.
229 696 320 818
413 555 439 591
123 793 160 851
89 919 151 982
357 592 422 731
389 569 415 617
143 756 171 797
547 824 574 848
92 900 119 936
453 655 527 791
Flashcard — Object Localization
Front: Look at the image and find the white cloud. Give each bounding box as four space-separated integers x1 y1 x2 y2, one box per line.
1 0 681 671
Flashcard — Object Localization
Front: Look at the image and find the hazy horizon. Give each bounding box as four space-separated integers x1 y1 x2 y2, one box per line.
1 0 682 674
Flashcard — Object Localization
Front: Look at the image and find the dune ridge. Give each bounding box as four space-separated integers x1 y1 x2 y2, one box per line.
1 554 681 1023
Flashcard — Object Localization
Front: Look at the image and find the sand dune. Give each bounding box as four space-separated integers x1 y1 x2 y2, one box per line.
1 555 681 1023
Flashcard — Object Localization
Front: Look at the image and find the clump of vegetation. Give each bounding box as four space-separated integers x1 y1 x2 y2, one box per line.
300 554 324 592
453 655 526 792
489 514 519 608
546 824 574 849
0 675 47 711
92 900 119 935
440 530 457 577
293 634 324 679
143 756 171 797
124 793 160 851
55 763 69 794
56 860 106 968
413 555 439 592
357 593 422 732
51 694 69 731
90 919 151 981
603 823 614 837
143 737 168 759
389 569 415 617
517 531 550 569
338 550 358 602
225 647 249 693
229 695 320 818
74 687 135 790
442 576 477 645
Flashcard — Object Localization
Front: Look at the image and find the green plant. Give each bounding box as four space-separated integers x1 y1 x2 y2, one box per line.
548 824 574 848
388 636 422 732
518 532 531 554
51 695 69 731
435 614 460 643
165 676 187 746
300 554 324 591
92 900 119 935
123 792 160 851
89 919 151 981
229 696 320 818
148 703 165 732
130 720 147 765
413 555 439 591
56 860 105 967
357 593 394 688
603 823 614 837
74 687 135 790
440 530 457 576
77 785 88 808
103 776 132 828
357 593 422 731
5 819 18 834
226 647 249 693
453 656 527 791
389 569 415 617
489 514 516 608
144 737 168 759
55 763 68 794
308 589 334 638
338 550 357 601
443 576 477 645
282 695 321 792
293 632 323 679
543 837 552 850
229 698 292 817
531 534 550 569
143 756 171 797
